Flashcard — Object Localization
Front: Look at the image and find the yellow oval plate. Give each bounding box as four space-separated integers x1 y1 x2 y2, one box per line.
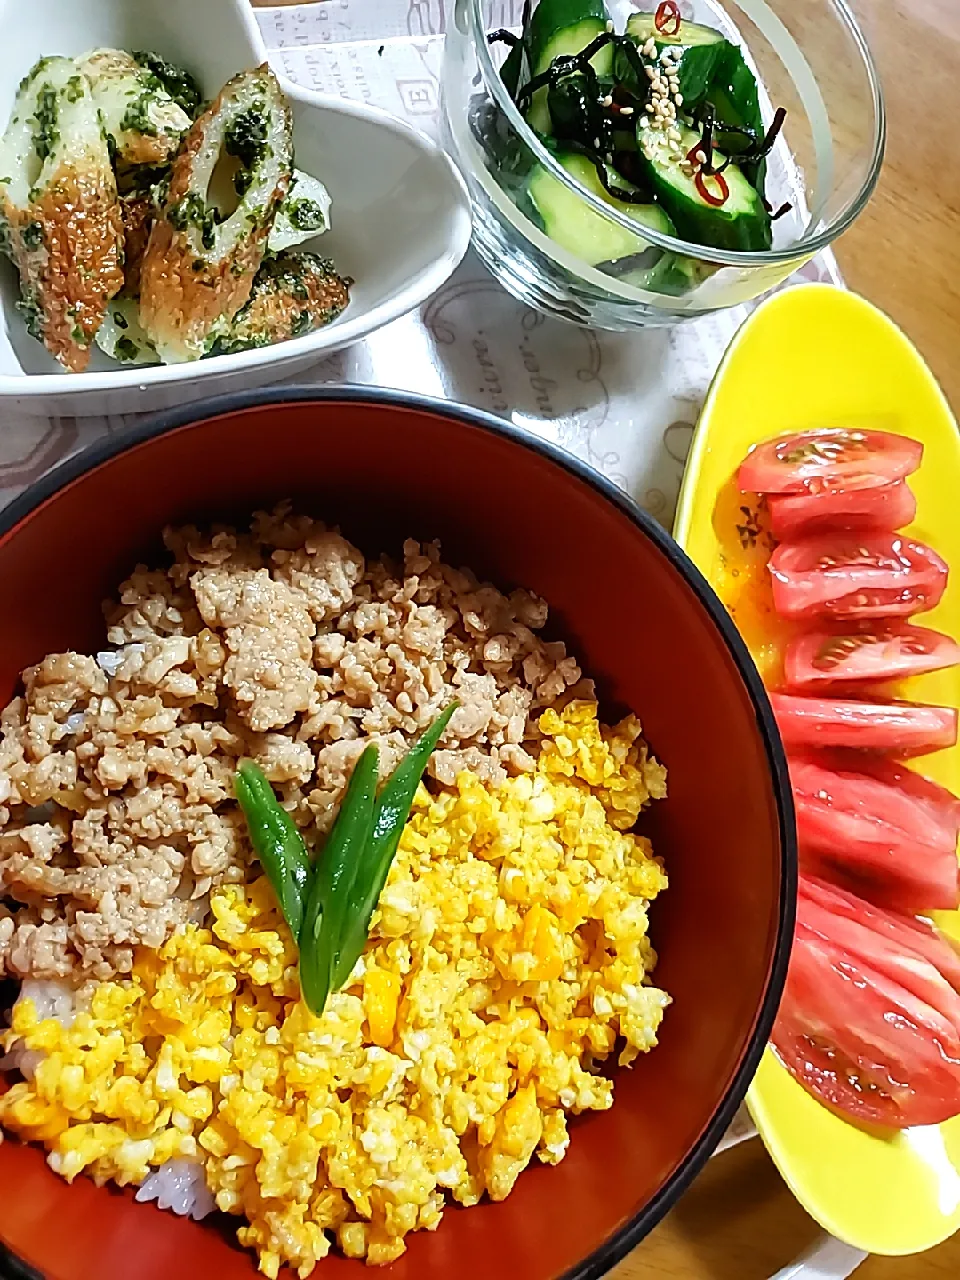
675 283 960 1256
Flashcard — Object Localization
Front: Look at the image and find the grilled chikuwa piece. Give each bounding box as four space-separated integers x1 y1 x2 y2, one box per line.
77 48 193 170
139 64 293 363
208 251 350 355
0 56 124 371
118 189 155 296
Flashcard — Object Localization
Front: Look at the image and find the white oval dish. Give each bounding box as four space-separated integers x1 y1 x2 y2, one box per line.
0 0 472 416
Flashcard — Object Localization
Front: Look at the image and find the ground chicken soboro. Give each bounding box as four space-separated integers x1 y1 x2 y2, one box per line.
0 506 587 981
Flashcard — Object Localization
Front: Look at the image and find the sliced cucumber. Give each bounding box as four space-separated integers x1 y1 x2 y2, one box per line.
619 12 728 108
636 124 771 251
640 250 715 295
528 149 674 265
708 43 766 188
528 0 614 72
601 240 716 293
525 0 613 134
709 43 763 136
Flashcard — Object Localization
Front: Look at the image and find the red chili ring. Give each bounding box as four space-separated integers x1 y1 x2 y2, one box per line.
695 168 729 207
655 1 682 36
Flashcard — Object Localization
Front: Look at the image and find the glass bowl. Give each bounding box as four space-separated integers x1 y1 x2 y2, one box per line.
441 0 884 328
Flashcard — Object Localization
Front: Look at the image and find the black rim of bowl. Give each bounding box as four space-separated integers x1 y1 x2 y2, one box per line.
0 386 797 1280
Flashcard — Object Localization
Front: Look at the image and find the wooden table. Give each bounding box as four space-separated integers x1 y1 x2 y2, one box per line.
248 4 960 1275
836 0 960 413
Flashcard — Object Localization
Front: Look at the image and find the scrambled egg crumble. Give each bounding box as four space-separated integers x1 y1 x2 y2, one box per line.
0 703 669 1275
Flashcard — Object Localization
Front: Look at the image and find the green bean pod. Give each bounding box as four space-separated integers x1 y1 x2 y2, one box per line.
331 702 458 991
234 760 311 939
300 743 379 1016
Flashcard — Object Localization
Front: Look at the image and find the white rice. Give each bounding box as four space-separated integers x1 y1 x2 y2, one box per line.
1 979 76 1080
15 980 77 1026
0 1042 45 1080
135 1159 216 1220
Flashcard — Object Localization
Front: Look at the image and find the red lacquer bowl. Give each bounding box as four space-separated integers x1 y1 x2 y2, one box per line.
0 390 795 1280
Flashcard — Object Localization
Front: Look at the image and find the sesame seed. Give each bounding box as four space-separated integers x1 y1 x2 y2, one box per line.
674 92 684 106
594 136 601 148
602 94 613 107
645 65 657 80
605 19 614 31
618 105 635 116
695 148 707 163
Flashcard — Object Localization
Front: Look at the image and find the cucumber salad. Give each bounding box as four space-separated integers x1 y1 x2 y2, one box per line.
480 0 790 291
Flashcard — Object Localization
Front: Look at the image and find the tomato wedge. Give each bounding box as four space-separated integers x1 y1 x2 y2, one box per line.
862 755 960 836
789 752 960 911
769 533 948 620
739 429 923 496
767 480 916 540
773 916 960 1128
799 876 960 997
771 692 958 755
784 623 960 689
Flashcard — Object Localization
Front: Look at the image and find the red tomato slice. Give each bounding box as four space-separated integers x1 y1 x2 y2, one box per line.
739 429 923 496
767 480 916 540
773 919 960 1127
771 692 958 756
789 753 960 911
769 533 948 620
784 623 960 689
797 882 960 1027
857 755 960 841
799 875 960 996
